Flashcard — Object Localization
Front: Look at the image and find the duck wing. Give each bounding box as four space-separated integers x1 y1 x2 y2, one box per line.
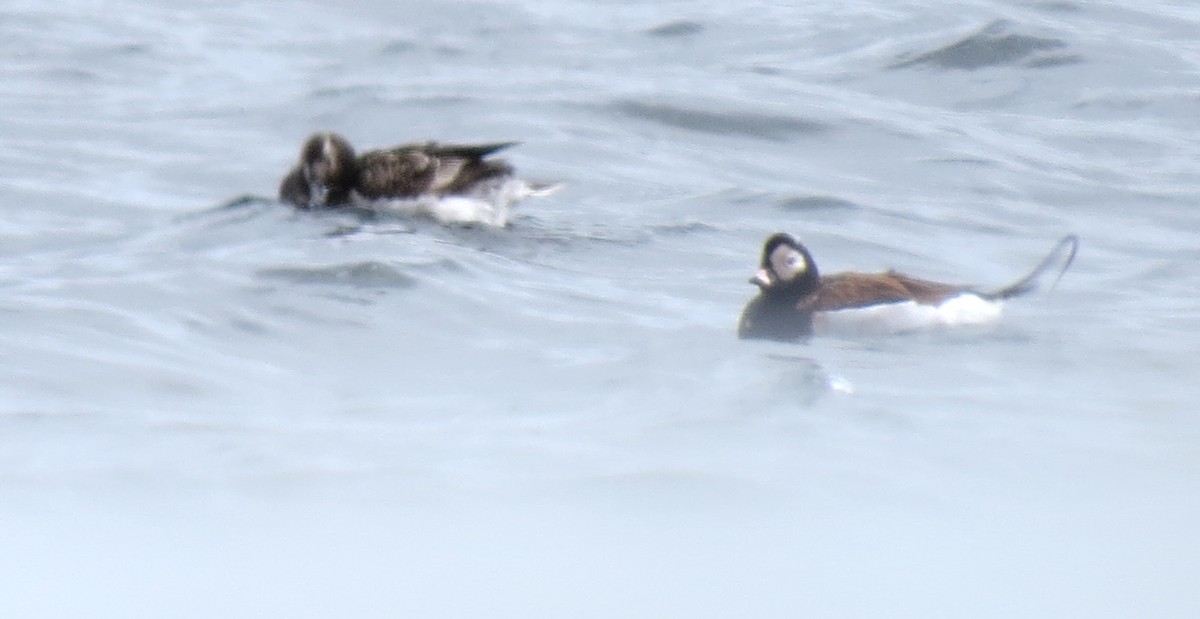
356 142 517 199
354 148 439 199
884 271 971 305
804 272 967 311
421 141 518 159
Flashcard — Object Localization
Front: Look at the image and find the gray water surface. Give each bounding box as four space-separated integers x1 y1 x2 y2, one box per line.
2 1 1198 617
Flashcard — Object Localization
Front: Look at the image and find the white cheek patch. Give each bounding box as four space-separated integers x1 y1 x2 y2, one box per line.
771 248 806 279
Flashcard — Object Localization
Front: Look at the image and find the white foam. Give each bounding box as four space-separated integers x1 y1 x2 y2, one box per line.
812 294 1003 336
355 177 558 227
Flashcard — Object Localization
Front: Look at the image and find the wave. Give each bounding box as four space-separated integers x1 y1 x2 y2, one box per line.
890 20 1080 71
613 100 830 141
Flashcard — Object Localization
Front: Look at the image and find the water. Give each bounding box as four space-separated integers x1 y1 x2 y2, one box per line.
2 1 1199 616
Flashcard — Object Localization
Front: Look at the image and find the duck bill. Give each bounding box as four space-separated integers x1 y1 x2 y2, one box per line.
749 268 773 289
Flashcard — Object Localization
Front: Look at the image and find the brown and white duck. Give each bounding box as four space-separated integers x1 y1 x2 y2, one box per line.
737 233 1079 341
278 131 557 227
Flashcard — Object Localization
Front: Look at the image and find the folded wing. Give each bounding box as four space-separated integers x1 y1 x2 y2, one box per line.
355 142 517 199
805 272 969 311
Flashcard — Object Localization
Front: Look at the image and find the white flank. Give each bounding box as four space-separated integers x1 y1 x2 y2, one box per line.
374 194 509 227
354 177 557 227
812 293 1003 336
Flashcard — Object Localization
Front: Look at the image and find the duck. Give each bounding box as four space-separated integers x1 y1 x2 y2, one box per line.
737 232 1079 341
277 131 557 227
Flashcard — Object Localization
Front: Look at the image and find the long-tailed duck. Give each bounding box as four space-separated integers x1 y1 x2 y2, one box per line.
278 131 557 227
737 233 1079 341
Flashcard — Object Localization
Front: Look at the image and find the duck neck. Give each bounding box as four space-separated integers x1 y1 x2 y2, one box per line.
739 288 816 341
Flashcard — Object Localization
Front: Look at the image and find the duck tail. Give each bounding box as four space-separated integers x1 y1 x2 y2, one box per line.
984 234 1079 300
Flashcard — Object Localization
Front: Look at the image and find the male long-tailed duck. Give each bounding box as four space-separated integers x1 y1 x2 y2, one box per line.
278 131 557 227
737 233 1079 341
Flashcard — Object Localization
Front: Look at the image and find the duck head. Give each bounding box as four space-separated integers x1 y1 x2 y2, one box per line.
298 132 357 208
750 232 820 299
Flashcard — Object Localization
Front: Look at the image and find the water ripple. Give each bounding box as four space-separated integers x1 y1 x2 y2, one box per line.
645 20 705 38
890 20 1077 71
613 100 830 140
257 261 420 290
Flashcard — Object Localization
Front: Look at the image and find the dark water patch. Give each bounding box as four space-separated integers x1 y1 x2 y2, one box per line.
645 20 705 38
405 257 467 277
323 223 364 238
375 38 463 56
889 20 1070 71
210 194 272 211
1025 53 1083 68
388 94 476 107
200 198 424 239
1027 1 1082 12
430 220 658 267
380 39 418 55
0 409 91 422
432 44 466 58
648 221 721 236
39 67 99 82
433 222 651 261
776 195 861 212
110 43 152 56
1070 95 1152 113
158 197 320 250
750 65 784 76
614 100 829 140
722 190 860 214
257 261 419 290
570 228 655 248
310 84 382 99
227 316 270 336
174 196 312 232
925 156 997 167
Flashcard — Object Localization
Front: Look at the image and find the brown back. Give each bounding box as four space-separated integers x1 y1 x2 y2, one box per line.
355 142 515 199
805 271 969 311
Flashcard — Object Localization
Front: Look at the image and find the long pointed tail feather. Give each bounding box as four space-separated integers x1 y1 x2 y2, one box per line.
985 234 1079 300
